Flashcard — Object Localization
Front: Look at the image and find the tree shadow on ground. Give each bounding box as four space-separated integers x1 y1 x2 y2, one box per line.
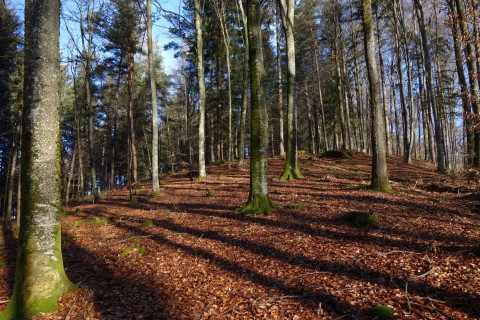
62 238 179 320
80 207 480 318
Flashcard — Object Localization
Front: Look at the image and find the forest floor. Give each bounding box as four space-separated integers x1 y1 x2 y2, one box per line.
1 152 480 319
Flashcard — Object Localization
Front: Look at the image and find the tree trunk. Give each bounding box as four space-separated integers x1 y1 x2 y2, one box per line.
278 0 301 180
80 0 99 202
276 4 285 158
4 108 21 225
414 0 447 172
236 0 248 167
362 0 391 192
214 0 233 170
1 1 76 317
455 0 480 166
194 0 206 178
241 0 272 215
65 143 77 203
446 0 473 165
147 0 160 193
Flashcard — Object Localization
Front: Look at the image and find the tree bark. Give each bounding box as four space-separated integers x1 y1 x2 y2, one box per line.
4 108 21 225
275 3 285 158
236 0 249 167
362 0 391 192
278 0 301 180
194 0 206 178
241 0 272 215
455 0 480 166
446 0 473 165
1 0 76 317
147 0 160 193
414 0 447 172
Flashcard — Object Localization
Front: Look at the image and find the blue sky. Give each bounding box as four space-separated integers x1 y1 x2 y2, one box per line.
7 0 181 73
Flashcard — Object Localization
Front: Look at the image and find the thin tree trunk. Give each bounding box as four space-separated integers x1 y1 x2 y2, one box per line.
147 0 160 193
236 0 248 167
194 0 206 178
362 0 391 192
4 108 21 225
414 0 446 172
455 0 480 166
447 0 473 165
278 0 301 180
276 3 285 157
66 143 77 203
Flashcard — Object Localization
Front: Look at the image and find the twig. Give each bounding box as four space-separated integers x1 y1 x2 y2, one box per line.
332 285 377 293
411 295 446 304
405 281 412 314
63 296 78 320
0 300 9 304
198 302 210 320
193 233 204 247
81 302 94 320
408 267 439 280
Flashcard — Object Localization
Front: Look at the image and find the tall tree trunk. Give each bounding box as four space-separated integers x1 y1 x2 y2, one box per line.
414 0 447 172
375 14 391 156
80 0 99 202
236 0 248 167
147 0 160 193
310 22 328 151
214 0 233 170
455 0 480 166
362 0 391 192
65 143 76 203
1 1 76 317
446 0 473 165
278 0 301 180
194 0 206 178
276 4 285 158
4 108 21 225
241 0 272 215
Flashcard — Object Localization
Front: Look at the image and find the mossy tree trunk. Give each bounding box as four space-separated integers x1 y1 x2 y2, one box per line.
241 0 272 215
278 0 301 181
194 0 206 178
362 0 391 192
1 0 76 318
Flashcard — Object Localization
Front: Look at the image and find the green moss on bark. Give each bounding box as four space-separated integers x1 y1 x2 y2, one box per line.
240 194 273 215
0 223 76 319
369 179 392 193
279 166 302 180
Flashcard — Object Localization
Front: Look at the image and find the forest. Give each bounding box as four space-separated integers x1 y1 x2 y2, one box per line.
0 0 479 319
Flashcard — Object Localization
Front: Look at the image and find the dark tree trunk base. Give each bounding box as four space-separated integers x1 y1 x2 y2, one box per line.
240 194 273 215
